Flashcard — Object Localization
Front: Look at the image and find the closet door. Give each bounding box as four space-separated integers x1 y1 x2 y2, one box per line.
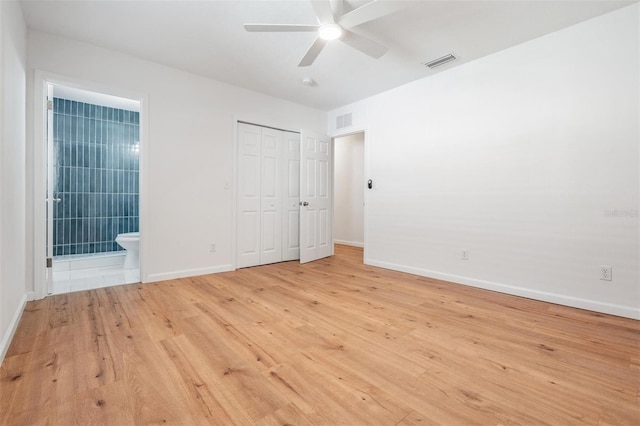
282 131 300 261
237 123 262 268
259 128 283 265
237 122 304 268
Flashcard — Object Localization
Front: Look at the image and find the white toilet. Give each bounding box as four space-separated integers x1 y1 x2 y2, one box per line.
115 232 139 269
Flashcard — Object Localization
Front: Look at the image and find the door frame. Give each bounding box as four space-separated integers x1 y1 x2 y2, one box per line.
32 70 149 299
331 130 364 250
330 129 368 261
232 117 333 269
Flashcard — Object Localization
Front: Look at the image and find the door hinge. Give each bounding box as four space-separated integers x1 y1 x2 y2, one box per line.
47 100 53 111
46 257 53 268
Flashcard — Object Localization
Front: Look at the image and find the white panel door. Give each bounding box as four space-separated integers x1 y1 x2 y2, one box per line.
260 128 283 265
282 131 300 261
237 123 262 268
46 84 55 294
299 131 333 263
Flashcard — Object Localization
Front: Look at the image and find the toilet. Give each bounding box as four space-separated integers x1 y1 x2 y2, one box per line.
115 232 139 269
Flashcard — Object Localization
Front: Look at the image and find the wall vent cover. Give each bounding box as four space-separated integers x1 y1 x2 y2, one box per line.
424 54 456 69
336 113 352 129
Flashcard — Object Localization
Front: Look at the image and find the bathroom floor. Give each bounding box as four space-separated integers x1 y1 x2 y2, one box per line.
51 253 140 295
51 266 140 294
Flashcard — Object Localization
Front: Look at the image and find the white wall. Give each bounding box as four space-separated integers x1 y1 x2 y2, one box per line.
334 133 364 247
0 1 28 362
329 4 640 319
26 31 327 287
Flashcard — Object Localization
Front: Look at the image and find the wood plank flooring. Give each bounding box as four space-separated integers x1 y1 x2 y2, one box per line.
1 245 639 425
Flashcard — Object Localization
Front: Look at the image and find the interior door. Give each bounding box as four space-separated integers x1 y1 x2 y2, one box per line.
45 84 55 294
299 131 333 263
237 123 262 268
259 127 283 265
282 131 300 261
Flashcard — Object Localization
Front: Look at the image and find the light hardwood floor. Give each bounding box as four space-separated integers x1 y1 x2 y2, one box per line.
1 245 638 425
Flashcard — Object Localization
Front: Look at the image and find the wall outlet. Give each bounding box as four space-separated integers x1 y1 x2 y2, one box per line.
600 265 612 281
461 249 469 260
210 243 216 253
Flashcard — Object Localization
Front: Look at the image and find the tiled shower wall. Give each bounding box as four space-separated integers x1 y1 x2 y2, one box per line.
53 98 140 256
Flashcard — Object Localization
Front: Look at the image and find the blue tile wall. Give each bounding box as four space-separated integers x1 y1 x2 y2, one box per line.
52 98 140 257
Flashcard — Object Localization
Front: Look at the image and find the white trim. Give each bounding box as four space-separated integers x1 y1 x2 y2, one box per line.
0 294 28 365
231 118 238 270
363 131 368 263
365 257 640 320
146 264 234 283
138 89 150 284
32 70 150 297
335 239 364 248
33 71 47 299
331 137 335 257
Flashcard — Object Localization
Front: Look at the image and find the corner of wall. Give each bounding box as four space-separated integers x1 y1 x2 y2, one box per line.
0 293 27 366
0 0 29 366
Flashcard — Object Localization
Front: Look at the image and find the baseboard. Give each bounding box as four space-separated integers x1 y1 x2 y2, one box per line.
365 258 639 320
335 239 364 248
0 293 28 365
145 264 235 283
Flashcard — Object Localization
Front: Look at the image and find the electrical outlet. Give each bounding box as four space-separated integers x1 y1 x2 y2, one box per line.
461 249 469 260
600 265 612 281
210 243 216 253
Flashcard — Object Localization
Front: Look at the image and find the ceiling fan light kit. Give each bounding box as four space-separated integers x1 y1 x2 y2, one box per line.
244 0 406 67
318 24 342 40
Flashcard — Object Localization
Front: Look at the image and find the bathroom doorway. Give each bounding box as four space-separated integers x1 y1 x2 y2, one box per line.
43 82 142 294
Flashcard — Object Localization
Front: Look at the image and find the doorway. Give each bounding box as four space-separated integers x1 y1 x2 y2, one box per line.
333 132 365 249
35 78 144 296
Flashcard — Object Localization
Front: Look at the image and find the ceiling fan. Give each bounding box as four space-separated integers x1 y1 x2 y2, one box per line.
244 0 406 67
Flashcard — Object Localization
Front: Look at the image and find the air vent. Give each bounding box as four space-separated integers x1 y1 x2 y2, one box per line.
423 54 456 69
336 113 352 129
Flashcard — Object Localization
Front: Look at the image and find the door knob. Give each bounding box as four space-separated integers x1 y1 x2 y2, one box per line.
299 201 309 207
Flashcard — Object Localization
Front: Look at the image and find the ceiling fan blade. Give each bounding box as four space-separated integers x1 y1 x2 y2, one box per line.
338 0 407 29
329 0 344 18
298 37 327 67
310 0 335 24
340 30 388 59
244 24 319 32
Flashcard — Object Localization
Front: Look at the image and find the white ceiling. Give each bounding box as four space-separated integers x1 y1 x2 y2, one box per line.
20 0 635 111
